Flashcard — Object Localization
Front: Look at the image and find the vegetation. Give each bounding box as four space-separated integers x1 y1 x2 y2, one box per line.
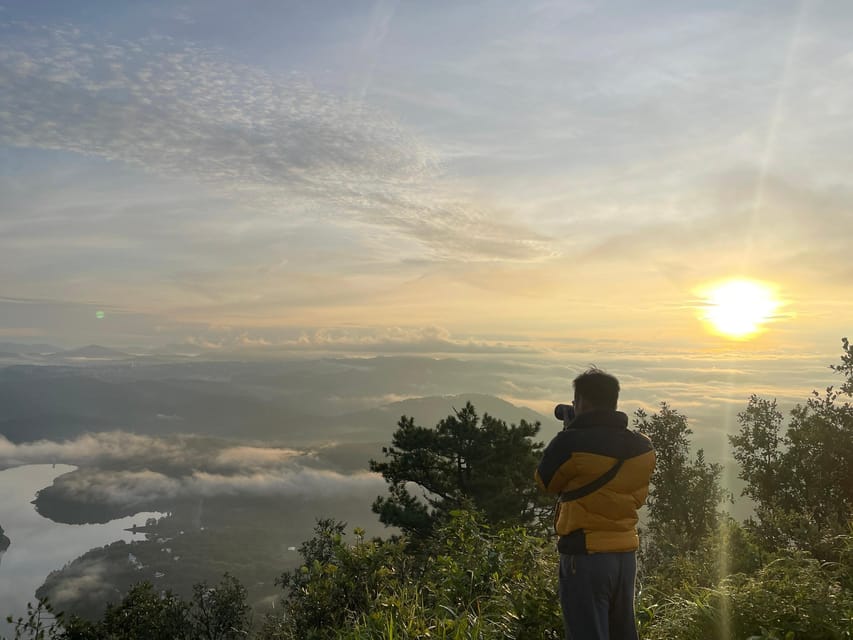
6 339 853 640
634 402 728 571
260 512 562 640
369 402 552 538
8 576 250 640
730 339 853 559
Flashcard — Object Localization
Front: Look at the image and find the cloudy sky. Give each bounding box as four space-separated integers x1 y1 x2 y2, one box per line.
1 0 851 355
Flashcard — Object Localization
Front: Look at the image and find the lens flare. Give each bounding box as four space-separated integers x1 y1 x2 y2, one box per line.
698 279 780 339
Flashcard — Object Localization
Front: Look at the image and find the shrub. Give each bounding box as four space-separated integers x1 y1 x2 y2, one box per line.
639 537 853 640
261 511 563 640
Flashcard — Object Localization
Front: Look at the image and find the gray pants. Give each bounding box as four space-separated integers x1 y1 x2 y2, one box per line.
558 552 638 640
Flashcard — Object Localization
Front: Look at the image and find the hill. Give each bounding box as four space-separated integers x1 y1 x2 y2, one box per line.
0 366 321 444
0 361 551 446
0 342 60 355
337 393 549 437
52 345 134 359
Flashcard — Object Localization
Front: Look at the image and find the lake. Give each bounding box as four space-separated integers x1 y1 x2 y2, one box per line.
0 464 162 639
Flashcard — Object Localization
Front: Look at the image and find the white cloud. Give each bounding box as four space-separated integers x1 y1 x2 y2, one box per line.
181 325 534 355
0 432 194 469
0 432 314 475
0 431 384 506
43 466 384 506
0 23 547 260
213 445 303 470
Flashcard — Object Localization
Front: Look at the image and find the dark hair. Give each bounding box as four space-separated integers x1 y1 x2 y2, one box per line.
573 368 620 410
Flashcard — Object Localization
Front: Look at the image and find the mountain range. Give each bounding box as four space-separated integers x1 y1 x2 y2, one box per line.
0 353 553 446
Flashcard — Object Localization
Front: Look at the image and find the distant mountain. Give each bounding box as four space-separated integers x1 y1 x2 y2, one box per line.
310 394 553 470
383 393 547 424
331 393 551 442
0 342 61 355
0 365 323 444
0 358 559 446
228 355 545 418
54 345 133 359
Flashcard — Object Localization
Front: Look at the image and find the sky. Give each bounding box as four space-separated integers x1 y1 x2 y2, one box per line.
1 0 851 356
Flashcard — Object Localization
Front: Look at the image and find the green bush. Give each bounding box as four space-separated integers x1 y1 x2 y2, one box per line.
261 511 562 640
639 537 853 640
7 575 250 640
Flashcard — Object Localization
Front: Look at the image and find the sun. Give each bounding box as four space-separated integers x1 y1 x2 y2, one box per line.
697 279 780 339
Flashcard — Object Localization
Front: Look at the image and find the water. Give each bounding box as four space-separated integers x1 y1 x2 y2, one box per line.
0 465 162 638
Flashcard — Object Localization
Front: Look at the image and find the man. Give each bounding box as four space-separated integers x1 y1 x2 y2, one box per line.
535 368 655 640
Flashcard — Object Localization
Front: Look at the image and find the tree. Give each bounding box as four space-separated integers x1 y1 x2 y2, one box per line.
369 402 551 538
634 403 726 565
265 519 414 639
730 338 853 556
730 395 786 511
190 574 251 640
10 576 251 640
98 582 191 640
833 336 853 396
7 598 66 640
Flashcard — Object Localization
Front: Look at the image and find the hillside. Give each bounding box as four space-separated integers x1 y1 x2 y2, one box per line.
0 361 552 447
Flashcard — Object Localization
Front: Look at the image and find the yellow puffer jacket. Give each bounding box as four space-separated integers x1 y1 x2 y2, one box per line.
535 409 655 554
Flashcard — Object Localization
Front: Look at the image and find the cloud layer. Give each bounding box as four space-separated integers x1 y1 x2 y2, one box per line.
43 466 384 507
0 432 383 506
0 23 546 260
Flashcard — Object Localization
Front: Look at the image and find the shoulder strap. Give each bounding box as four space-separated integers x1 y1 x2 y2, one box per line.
559 459 624 502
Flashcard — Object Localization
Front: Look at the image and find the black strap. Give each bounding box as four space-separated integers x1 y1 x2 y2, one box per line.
558 459 624 502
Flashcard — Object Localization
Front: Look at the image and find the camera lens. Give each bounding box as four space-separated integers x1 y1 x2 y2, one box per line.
554 403 575 422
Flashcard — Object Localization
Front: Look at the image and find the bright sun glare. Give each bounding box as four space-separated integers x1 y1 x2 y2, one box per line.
699 279 780 339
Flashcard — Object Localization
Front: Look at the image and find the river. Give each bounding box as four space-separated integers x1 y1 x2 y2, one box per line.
0 464 162 639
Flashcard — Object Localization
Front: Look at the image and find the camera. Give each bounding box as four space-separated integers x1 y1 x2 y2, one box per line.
554 403 575 423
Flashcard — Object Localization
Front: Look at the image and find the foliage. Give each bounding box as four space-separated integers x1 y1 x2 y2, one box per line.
639 542 853 640
369 402 552 538
6 599 65 640
189 575 251 640
833 336 853 396
730 395 785 510
7 576 250 640
261 519 413 638
261 511 562 640
634 403 727 568
16 523 852 640
730 337 853 558
639 517 764 598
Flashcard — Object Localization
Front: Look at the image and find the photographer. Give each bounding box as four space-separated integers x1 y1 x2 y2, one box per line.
535 368 655 640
